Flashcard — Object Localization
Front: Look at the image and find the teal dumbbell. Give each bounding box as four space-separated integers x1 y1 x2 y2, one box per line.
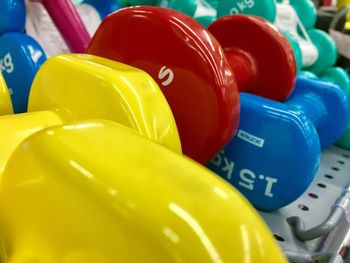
119 0 156 4
118 0 216 27
306 29 338 74
277 0 316 29
289 0 316 29
283 31 303 72
217 0 276 23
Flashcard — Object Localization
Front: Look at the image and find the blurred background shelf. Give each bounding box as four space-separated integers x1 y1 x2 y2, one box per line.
260 146 350 262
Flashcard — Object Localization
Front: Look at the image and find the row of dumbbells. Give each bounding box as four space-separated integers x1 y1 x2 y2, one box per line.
1 0 350 261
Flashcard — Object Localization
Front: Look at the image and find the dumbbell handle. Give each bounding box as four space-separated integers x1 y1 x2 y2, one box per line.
224 48 258 93
31 0 91 53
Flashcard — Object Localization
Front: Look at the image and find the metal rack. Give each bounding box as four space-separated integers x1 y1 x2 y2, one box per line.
260 146 350 263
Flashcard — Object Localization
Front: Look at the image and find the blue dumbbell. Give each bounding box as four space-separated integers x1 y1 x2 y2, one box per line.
0 33 46 113
82 0 121 19
0 0 25 35
208 76 349 211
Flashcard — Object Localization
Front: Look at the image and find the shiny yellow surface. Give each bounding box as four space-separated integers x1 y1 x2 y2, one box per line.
0 74 13 115
28 54 181 153
0 121 286 263
0 111 62 176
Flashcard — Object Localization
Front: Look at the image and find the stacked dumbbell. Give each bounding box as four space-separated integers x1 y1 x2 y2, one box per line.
0 5 289 261
1 2 350 261
3 0 349 210
86 7 350 210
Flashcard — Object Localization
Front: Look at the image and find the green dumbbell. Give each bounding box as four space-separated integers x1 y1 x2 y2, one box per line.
277 0 316 29
217 0 276 23
119 0 156 5
299 70 318 78
119 0 216 27
305 29 338 74
157 0 217 27
283 30 303 72
319 67 350 97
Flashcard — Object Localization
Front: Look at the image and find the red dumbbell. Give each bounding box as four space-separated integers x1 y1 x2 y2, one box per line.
87 7 296 163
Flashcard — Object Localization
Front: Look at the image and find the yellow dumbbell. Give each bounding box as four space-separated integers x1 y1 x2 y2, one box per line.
0 54 181 174
0 73 13 115
0 119 287 262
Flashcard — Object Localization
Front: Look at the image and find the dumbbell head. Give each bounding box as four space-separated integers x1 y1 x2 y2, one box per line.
87 6 240 164
0 0 25 35
0 32 47 113
0 54 182 174
0 120 287 262
28 54 181 153
0 73 13 115
217 0 276 23
87 7 297 162
286 77 349 149
318 67 350 97
283 30 303 71
208 15 297 101
289 0 317 29
307 29 338 74
119 0 157 5
155 0 217 27
82 0 122 19
209 76 349 210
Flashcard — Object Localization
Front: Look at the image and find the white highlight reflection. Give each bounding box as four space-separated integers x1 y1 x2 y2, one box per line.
169 203 223 263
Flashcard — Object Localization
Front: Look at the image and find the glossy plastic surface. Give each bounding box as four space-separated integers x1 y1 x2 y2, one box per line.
217 0 276 23
319 67 350 97
283 30 303 71
0 120 287 262
0 0 25 35
208 91 320 211
209 15 297 102
0 74 13 115
0 111 62 174
88 7 239 164
28 54 181 153
82 0 121 18
30 0 91 52
307 29 338 74
0 32 47 113
286 76 349 149
289 0 317 29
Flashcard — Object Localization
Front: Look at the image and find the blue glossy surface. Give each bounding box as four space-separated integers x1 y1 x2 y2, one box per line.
82 0 121 18
208 76 349 211
287 76 350 149
208 92 320 211
0 33 47 113
0 0 25 35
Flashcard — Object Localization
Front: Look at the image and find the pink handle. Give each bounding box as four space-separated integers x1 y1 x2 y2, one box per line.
31 0 91 53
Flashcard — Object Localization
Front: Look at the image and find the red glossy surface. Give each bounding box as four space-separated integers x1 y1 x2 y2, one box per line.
87 7 240 164
209 15 297 102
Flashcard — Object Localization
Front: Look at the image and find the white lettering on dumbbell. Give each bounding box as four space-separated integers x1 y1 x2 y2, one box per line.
229 0 255 15
264 176 278 198
239 170 278 198
210 151 278 198
211 151 234 179
237 129 265 148
158 66 174 87
239 169 255 190
0 53 14 74
29 46 43 64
